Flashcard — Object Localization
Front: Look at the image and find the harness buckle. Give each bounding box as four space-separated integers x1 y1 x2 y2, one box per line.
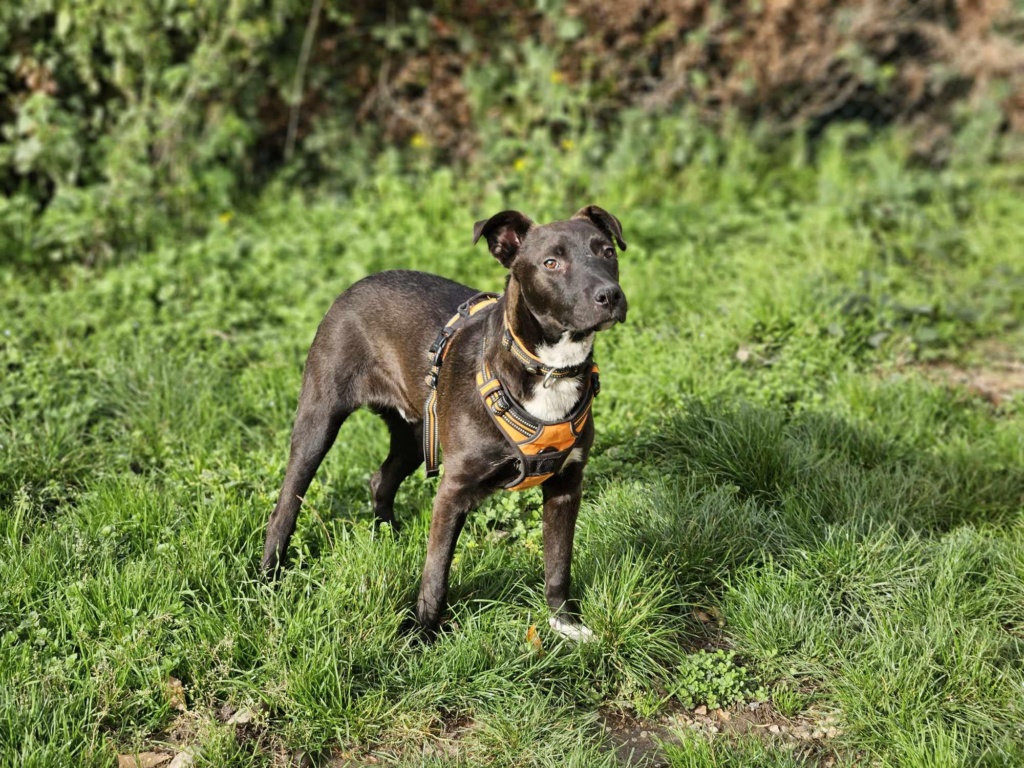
428 328 454 364
433 326 454 349
529 452 566 476
425 364 440 389
492 393 511 416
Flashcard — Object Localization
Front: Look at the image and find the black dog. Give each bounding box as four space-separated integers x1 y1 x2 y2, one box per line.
261 206 627 639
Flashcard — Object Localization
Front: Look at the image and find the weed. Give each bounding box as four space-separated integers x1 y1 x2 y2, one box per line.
671 651 765 711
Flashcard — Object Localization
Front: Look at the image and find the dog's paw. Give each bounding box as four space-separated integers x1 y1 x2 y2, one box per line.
399 612 440 645
549 615 596 643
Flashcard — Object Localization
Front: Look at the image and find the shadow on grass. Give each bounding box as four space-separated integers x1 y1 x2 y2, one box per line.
565 399 1023 764
289 392 1018 635
584 396 1021 567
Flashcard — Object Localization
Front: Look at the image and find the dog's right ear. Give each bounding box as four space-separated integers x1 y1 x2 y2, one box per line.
472 210 535 268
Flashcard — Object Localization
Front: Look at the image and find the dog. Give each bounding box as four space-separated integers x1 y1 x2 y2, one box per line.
261 206 627 640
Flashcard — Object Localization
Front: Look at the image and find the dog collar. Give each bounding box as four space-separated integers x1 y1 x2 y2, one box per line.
500 325 591 386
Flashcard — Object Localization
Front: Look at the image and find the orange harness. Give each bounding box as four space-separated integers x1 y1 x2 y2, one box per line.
423 293 599 491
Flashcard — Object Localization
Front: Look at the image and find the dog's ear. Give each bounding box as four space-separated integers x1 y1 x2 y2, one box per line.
472 210 535 267
573 205 627 251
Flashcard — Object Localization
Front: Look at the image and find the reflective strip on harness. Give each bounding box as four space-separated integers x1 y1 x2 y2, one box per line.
423 293 500 478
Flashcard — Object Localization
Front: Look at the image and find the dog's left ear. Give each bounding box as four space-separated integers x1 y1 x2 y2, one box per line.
473 210 535 268
573 205 627 251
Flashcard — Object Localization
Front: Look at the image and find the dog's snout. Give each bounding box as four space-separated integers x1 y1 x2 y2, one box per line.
594 284 624 309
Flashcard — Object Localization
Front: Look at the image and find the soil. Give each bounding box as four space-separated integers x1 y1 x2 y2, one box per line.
891 335 1024 408
600 700 846 767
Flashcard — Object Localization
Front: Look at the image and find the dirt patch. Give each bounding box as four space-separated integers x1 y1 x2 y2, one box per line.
905 336 1024 407
926 361 1024 405
137 697 850 766
327 712 474 767
601 701 846 767
117 753 173 768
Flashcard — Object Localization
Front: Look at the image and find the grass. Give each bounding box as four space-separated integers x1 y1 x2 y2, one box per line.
2 127 1023 766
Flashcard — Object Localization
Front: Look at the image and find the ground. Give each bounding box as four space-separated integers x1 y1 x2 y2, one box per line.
2 133 1023 767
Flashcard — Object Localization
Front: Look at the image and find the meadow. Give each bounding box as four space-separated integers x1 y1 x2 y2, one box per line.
2 126 1024 766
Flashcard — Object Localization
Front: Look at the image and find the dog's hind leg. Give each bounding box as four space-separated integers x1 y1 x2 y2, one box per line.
262 381 352 578
370 409 423 531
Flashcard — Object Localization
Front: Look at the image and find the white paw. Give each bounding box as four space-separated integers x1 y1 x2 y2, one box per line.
549 616 596 643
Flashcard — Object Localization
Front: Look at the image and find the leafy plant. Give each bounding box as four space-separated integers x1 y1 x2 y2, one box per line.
671 650 765 710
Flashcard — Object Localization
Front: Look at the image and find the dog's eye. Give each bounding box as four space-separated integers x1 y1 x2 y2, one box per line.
543 258 559 270
602 246 616 258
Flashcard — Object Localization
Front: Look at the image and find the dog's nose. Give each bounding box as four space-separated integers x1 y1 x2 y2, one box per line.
594 285 624 309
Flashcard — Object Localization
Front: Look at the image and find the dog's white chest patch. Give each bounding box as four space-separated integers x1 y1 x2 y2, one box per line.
521 378 582 422
563 447 586 467
536 332 594 368
519 333 594 422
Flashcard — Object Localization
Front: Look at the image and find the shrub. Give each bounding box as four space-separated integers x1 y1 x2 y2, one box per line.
2 1 1022 267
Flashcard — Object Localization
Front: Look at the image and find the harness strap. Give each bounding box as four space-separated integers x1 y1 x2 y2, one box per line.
422 293 599 489
477 342 598 491
423 293 500 478
501 326 590 383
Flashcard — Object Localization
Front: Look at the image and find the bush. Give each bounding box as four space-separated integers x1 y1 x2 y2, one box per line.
2 1 1022 267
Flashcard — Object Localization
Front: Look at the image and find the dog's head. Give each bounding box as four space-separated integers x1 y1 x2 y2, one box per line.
473 206 628 335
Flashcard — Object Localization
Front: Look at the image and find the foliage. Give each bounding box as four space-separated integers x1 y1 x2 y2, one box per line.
671 650 764 711
771 684 812 719
663 731 808 768
2 1 1023 268
2 124 1024 765
1 0 300 264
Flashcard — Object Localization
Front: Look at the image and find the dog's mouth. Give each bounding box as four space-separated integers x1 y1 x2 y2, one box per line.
572 316 623 337
520 283 627 339
578 306 627 335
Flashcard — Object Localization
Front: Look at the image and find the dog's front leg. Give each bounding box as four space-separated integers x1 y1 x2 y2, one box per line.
415 476 487 636
542 468 594 642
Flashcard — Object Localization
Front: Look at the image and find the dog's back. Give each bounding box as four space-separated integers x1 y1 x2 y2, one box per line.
305 270 477 420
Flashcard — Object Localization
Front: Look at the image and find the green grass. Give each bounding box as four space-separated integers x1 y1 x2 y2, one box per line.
2 128 1024 766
